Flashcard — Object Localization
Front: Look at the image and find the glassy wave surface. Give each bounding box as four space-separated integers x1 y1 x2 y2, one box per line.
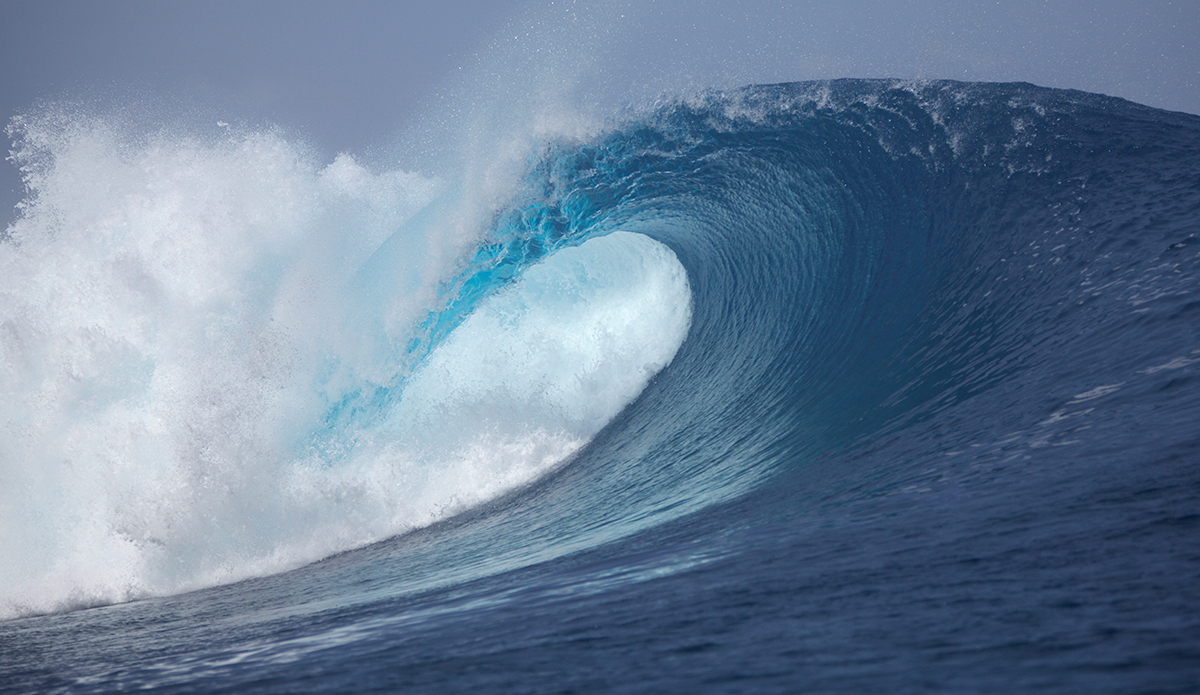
2 80 1198 693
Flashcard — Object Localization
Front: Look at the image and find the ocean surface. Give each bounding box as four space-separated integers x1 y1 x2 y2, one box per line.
1 79 1198 693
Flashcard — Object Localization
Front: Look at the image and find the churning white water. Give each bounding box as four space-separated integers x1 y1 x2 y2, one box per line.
0 112 690 619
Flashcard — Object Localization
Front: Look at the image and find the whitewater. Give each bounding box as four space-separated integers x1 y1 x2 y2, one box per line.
0 109 691 616
2 79 1199 693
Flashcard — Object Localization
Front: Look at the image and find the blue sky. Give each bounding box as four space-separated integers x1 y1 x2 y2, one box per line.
3 0 1197 219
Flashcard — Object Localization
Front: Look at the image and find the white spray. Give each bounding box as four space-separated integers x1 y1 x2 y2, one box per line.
0 109 691 619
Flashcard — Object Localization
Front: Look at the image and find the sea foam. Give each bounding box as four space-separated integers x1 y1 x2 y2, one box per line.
0 111 690 618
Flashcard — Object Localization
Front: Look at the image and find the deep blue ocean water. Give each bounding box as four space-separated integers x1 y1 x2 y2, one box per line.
2 79 1199 693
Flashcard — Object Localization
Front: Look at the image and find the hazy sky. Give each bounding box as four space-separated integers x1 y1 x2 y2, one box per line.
3 0 1197 219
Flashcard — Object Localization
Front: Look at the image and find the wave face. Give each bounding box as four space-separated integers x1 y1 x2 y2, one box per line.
2 80 1199 692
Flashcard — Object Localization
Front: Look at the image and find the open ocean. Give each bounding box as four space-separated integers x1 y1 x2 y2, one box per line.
2 79 1199 693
